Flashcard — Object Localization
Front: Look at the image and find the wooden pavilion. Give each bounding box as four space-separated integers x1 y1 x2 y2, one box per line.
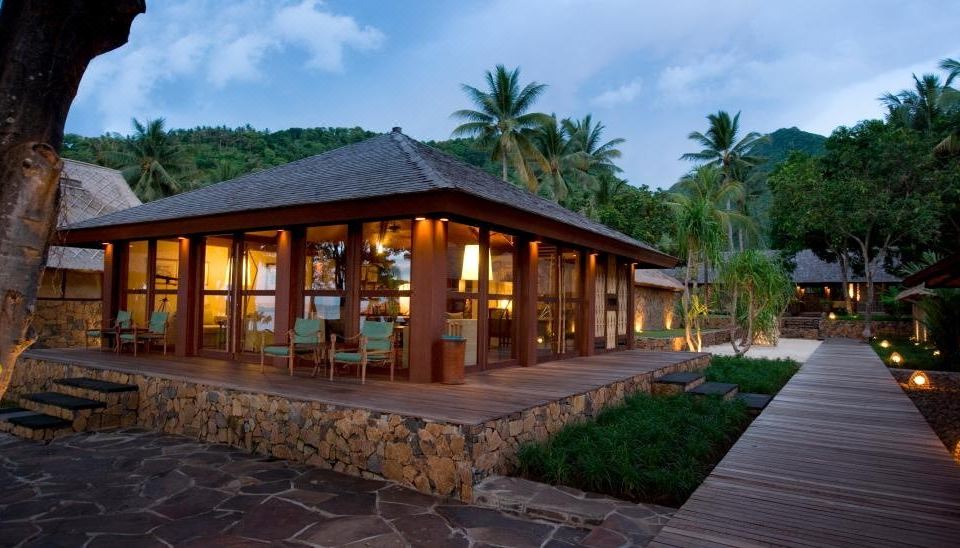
60 128 675 382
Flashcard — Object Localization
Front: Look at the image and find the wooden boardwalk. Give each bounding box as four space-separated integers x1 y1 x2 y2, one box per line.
651 339 960 548
22 348 705 425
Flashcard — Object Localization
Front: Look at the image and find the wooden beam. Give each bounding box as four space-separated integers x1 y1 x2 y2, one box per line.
175 237 198 356
582 252 596 356
627 261 637 349
100 242 120 349
274 229 294 339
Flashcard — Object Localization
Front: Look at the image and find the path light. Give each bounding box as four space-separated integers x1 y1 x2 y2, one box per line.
880 340 891 348
828 312 837 320
536 336 544 344
908 370 929 388
889 352 903 366
933 350 941 357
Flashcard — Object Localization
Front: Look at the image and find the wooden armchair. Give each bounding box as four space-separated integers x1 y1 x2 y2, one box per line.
329 320 395 384
119 311 169 356
85 310 132 351
260 318 326 377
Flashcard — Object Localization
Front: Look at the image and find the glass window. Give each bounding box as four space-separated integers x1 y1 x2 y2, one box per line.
489 231 516 297
362 220 412 291
126 240 148 290
155 239 180 290
305 225 348 291
240 231 279 353
128 293 147 326
204 236 234 291
561 251 580 298
537 244 558 298
488 298 513 363
447 222 481 293
201 235 234 351
304 295 345 337
201 294 231 351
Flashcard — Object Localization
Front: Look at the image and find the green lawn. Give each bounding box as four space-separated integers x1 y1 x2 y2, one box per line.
870 337 954 371
705 356 800 394
517 393 750 506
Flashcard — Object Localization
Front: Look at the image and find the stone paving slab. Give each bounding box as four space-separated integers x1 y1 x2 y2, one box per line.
0 429 594 547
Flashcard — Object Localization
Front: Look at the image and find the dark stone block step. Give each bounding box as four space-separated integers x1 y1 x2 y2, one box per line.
655 372 704 385
24 391 106 411
737 393 773 411
2 411 72 430
55 377 138 393
689 382 739 400
0 407 34 419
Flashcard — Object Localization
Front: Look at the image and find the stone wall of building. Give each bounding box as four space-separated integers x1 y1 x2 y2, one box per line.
32 300 101 349
10 352 710 502
634 287 679 332
634 329 730 351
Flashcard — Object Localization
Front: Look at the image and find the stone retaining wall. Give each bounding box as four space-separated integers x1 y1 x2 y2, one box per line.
10 353 710 502
635 329 730 351
820 319 911 339
32 300 101 349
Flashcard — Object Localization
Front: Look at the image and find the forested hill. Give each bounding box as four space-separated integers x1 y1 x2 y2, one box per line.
751 127 826 171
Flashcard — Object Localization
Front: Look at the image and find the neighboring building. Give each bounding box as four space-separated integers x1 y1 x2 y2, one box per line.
633 269 683 332
34 160 141 348
669 249 902 315
59 129 675 382
898 252 960 342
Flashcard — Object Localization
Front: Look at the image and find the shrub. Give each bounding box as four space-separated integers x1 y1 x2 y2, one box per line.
517 394 750 505
705 355 800 394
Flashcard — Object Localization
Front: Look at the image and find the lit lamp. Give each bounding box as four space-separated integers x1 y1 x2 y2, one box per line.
460 244 492 292
933 350 941 357
889 352 903 366
880 340 891 348
908 370 930 388
828 312 837 320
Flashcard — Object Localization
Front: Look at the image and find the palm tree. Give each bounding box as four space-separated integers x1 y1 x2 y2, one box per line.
563 114 625 179
880 73 949 132
936 58 960 154
532 115 576 201
668 167 730 351
112 118 185 201
680 111 765 250
451 65 550 191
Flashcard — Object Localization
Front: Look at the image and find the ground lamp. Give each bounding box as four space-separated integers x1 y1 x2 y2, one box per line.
933 350 941 357
908 370 930 389
880 340 891 348
889 352 904 366
828 312 837 320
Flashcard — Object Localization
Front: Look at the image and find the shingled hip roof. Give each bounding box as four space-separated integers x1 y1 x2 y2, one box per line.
65 130 664 258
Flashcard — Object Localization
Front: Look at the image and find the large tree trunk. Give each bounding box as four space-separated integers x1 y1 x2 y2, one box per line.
0 0 144 399
837 250 853 315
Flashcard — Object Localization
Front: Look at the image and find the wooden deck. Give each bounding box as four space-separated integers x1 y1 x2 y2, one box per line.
651 339 960 548
21 348 706 425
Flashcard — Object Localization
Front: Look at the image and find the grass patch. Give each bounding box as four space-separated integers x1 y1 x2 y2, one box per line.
517 393 750 506
705 355 800 395
870 337 954 371
637 328 722 339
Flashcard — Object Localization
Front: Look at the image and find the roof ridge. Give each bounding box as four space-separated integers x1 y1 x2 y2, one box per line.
390 132 454 189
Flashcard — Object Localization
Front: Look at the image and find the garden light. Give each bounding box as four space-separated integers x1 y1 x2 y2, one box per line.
933 350 941 357
880 340 890 348
908 370 929 388
889 352 903 365
828 312 837 320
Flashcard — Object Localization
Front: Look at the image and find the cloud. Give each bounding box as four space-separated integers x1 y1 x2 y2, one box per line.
208 33 274 86
274 0 384 72
592 78 642 107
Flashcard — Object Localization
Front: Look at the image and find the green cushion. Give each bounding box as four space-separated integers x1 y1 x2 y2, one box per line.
148 311 169 334
119 334 135 341
86 330 102 337
263 345 291 356
116 310 132 329
367 339 392 351
362 321 394 339
293 318 323 344
333 352 363 363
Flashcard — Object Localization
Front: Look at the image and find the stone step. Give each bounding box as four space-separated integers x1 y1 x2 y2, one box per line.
689 382 739 401
52 378 139 408
21 391 106 428
0 407 73 442
737 392 773 413
652 372 705 396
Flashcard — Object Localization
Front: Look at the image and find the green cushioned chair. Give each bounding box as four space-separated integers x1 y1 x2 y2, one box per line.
119 311 169 356
329 320 396 384
85 310 132 351
260 318 326 377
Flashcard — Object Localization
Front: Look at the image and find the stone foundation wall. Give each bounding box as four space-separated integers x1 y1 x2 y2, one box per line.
10 352 709 502
635 329 730 351
634 287 679 332
820 319 911 339
33 300 101 349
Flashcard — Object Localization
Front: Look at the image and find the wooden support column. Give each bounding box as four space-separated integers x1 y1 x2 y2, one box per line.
274 229 296 338
175 237 199 356
101 242 121 349
409 219 446 382
627 261 637 349
581 252 596 356
344 223 362 339
518 238 538 367
476 228 490 369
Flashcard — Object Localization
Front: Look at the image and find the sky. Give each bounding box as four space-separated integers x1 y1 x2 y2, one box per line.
66 0 960 189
